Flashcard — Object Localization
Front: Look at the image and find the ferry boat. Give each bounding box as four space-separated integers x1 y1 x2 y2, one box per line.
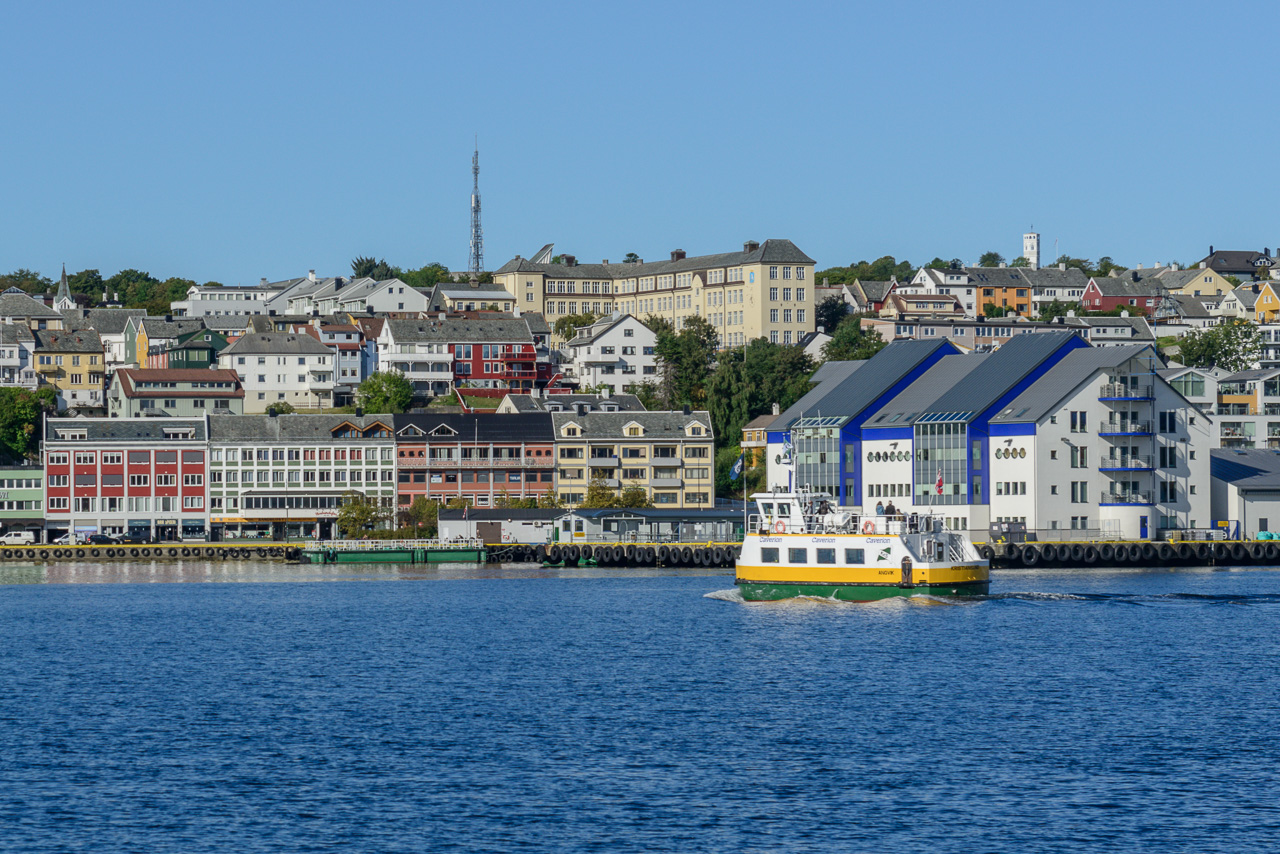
736 489 990 601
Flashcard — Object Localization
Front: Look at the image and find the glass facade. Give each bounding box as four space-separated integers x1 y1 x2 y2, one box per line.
913 421 968 505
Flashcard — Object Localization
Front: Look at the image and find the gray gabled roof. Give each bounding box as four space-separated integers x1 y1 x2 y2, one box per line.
865 353 993 427
218 332 332 356
919 331 1082 421
207 413 395 442
503 393 646 413
61 308 147 335
989 344 1152 424
809 360 865 385
0 292 62 319
550 410 712 439
772 339 956 430
494 239 814 280
384 316 535 344
1211 448 1280 490
45 416 207 442
140 318 207 339
33 328 103 353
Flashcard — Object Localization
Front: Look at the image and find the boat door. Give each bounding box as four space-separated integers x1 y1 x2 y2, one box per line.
1140 515 1148 539
900 557 913 587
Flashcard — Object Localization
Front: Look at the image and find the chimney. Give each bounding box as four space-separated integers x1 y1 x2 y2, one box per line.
772 402 780 416
311 309 319 317
113 292 119 302
999 262 1006 268
260 277 268 287
355 406 363 417
563 255 577 267
308 270 316 282
744 240 759 253
1210 245 1215 255
670 249 686 261
1067 309 1076 318
602 259 609 265
823 277 829 286
268 408 278 418
1131 271 1139 282
683 404 691 415
469 276 479 288
1121 310 1129 317
1059 263 1066 271
268 309 277 317
601 387 610 399
165 314 173 322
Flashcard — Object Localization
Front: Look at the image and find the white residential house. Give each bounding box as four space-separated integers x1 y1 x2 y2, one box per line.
217 333 337 413
171 280 291 317
375 320 455 397
0 325 37 389
564 314 657 395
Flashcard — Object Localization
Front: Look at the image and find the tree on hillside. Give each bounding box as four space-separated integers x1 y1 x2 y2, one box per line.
357 371 414 413
652 315 718 410
1095 256 1126 277
1176 320 1260 372
552 312 600 341
352 256 395 280
397 262 453 290
816 256 916 286
821 317 886 363
0 387 56 463
706 339 815 445
978 251 1006 267
67 269 104 301
816 294 849 333
926 257 951 270
1010 256 1031 268
1037 300 1077 321
0 269 54 295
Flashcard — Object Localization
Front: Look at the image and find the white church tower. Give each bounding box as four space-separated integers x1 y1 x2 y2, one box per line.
54 264 77 311
1023 231 1040 270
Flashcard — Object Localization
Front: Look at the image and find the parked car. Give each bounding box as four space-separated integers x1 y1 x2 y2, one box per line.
53 533 75 545
84 534 119 546
117 534 152 544
0 530 35 546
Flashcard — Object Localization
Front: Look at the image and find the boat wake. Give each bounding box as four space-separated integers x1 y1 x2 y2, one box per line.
707 588 1280 606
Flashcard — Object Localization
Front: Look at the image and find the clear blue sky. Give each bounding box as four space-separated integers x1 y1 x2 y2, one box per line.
3 0 1275 285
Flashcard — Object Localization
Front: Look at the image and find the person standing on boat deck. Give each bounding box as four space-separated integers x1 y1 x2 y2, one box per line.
884 501 898 520
875 500 885 515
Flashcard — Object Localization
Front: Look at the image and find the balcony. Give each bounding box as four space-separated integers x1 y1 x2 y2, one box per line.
1098 455 1154 471
35 362 59 374
497 350 532 360
1098 420 1152 436
650 477 683 488
1100 492 1153 506
588 456 620 467
390 361 453 379
1098 383 1153 400
397 456 554 469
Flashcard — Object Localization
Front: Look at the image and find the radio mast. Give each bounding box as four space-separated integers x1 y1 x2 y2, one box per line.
469 141 484 277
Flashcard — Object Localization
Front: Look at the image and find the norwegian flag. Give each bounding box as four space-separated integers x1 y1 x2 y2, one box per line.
936 468 943 495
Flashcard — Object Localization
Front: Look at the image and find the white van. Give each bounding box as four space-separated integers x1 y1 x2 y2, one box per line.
0 531 36 546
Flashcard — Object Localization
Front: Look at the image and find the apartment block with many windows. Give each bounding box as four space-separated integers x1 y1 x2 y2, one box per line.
551 410 715 508
43 417 209 542
493 240 816 348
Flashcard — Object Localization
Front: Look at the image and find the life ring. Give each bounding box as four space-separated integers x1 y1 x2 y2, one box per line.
862 520 876 534
773 520 786 534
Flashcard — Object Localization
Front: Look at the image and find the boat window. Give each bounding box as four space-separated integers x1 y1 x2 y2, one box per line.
761 548 779 563
845 548 865 564
778 503 791 516
788 548 807 564
816 548 836 564
760 503 774 516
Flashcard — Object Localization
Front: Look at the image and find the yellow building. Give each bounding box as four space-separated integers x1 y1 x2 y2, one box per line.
33 329 106 410
493 240 816 348
1153 266 1235 299
551 410 715 508
1254 282 1280 322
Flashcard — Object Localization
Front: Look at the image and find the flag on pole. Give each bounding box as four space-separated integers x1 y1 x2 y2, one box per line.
936 467 943 495
730 454 745 481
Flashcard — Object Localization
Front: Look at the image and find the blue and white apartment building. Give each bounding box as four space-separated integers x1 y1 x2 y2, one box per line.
768 332 1212 539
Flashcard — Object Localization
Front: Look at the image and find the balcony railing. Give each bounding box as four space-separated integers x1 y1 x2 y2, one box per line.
1099 421 1152 435
1098 455 1154 470
1100 492 1153 505
397 456 554 469
588 456 620 466
1098 383 1153 400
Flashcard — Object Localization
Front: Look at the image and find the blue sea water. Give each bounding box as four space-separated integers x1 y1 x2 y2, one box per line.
1 562 1280 853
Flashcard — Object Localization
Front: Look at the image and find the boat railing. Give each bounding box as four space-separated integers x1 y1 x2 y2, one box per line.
749 513 945 537
315 538 485 551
